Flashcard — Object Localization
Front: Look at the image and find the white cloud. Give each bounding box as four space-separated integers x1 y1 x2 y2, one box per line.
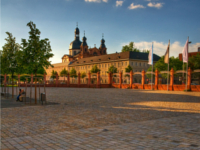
128 3 145 9
116 1 123 7
84 0 107 3
147 2 164 9
121 41 200 58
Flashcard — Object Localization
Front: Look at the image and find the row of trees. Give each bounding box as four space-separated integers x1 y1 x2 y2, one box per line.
0 21 54 77
121 42 149 53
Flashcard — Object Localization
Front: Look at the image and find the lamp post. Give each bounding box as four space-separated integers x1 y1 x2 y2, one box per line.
9 60 16 98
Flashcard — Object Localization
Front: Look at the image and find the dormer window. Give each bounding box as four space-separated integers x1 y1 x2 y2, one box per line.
118 56 120 58
99 59 101 61
108 57 110 60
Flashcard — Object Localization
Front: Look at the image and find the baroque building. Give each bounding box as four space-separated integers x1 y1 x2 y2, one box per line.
45 25 161 83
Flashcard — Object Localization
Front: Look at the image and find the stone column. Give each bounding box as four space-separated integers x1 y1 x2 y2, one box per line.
155 69 158 90
170 68 174 91
78 72 81 87
56 73 58 87
97 72 100 88
43 73 46 84
108 72 111 87
67 73 70 87
130 70 133 89
187 67 192 90
88 72 91 88
119 72 122 88
4 74 7 85
31 73 33 84
141 70 145 89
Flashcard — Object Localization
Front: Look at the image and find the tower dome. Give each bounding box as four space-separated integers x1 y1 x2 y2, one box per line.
81 31 87 46
69 24 81 50
100 34 106 49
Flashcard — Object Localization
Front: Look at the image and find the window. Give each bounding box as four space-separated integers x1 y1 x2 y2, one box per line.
135 62 137 66
114 63 116 66
122 62 123 66
118 62 120 66
74 51 76 55
85 48 87 52
139 62 141 66
132 62 133 65
125 62 127 66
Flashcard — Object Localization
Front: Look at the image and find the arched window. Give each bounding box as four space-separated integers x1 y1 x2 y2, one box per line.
104 50 106 54
85 48 87 52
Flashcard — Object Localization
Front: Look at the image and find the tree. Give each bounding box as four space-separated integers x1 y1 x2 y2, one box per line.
146 56 183 79
121 42 140 52
21 21 54 76
60 68 68 81
90 64 100 73
81 72 86 78
1 32 20 74
50 70 57 80
107 65 117 73
1 32 20 98
70 68 77 77
125 65 133 72
188 54 200 83
142 49 150 53
21 21 54 103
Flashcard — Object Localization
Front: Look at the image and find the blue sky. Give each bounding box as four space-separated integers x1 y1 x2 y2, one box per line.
1 0 200 64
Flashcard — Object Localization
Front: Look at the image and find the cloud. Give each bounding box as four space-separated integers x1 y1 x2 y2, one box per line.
121 41 200 58
128 3 145 9
116 1 123 7
147 2 164 9
84 0 107 3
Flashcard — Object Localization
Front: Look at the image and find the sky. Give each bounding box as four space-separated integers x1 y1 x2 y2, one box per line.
1 0 200 64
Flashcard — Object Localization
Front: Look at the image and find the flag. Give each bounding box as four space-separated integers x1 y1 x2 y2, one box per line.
182 39 188 63
148 43 153 65
164 41 170 64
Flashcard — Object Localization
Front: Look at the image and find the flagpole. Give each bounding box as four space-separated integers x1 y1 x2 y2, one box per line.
186 36 189 91
151 42 153 90
167 40 170 91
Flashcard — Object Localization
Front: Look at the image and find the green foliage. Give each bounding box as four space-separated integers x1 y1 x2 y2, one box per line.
90 64 100 73
125 65 133 72
107 65 117 73
142 49 150 53
146 56 183 79
21 21 54 76
70 68 77 77
81 72 86 78
0 32 20 75
60 68 68 77
121 42 140 52
188 54 200 70
50 70 57 80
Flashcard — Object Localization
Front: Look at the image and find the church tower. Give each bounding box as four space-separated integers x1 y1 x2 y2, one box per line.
99 34 107 55
80 31 88 58
69 23 82 56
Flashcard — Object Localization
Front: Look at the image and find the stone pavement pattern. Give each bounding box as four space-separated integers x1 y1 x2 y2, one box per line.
1 88 200 150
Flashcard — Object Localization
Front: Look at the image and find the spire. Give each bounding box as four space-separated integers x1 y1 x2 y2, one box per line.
81 30 87 46
76 22 78 27
100 33 106 49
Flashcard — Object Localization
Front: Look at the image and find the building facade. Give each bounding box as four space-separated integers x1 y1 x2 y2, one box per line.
45 26 161 80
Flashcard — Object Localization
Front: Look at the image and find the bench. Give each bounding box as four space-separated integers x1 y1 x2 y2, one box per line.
19 92 26 102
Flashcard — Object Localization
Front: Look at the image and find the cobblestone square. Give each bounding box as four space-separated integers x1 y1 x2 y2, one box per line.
1 88 200 149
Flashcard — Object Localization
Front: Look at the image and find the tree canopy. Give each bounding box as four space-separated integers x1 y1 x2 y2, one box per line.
70 68 77 77
0 32 20 75
125 65 133 72
21 21 54 75
146 56 183 79
90 64 100 73
121 42 140 52
81 72 86 78
50 70 57 80
107 65 117 73
60 68 68 77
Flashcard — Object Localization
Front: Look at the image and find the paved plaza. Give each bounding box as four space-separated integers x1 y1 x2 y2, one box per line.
1 88 200 150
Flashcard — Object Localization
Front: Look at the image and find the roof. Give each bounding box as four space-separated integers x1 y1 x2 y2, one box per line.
69 51 160 66
61 54 73 59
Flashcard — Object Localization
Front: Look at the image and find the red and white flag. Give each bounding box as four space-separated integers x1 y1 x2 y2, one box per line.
182 39 188 63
